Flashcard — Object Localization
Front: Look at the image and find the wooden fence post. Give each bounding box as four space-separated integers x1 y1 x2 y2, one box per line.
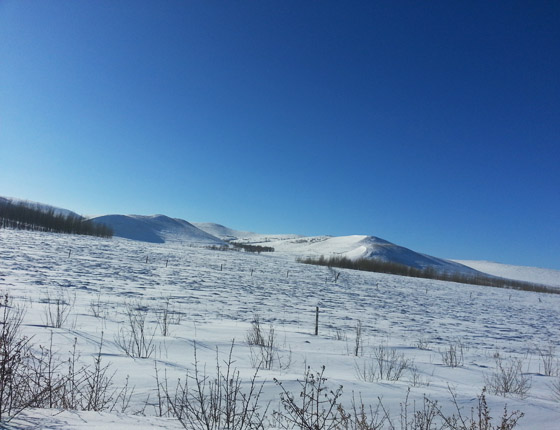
315 306 319 336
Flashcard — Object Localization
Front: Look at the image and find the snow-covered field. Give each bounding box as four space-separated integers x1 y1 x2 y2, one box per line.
1 228 560 429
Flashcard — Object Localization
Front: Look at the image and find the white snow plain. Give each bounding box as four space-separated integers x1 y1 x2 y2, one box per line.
1 228 560 429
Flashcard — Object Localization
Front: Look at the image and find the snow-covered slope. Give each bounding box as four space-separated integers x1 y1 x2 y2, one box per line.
193 222 302 242
454 260 560 288
256 234 481 275
90 214 224 244
194 225 478 275
192 222 254 241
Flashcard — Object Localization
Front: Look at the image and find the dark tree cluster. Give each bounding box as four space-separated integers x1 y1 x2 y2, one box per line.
230 242 274 253
0 201 113 238
299 255 558 295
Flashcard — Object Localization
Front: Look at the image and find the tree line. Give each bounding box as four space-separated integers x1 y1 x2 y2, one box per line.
298 255 558 295
230 242 275 253
0 200 113 238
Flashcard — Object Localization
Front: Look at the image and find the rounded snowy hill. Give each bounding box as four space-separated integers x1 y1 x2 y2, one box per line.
237 234 481 276
91 214 224 245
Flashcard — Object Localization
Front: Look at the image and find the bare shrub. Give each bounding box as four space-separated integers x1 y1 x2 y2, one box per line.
89 292 107 319
114 301 156 358
249 326 278 370
0 293 35 422
156 298 183 337
485 356 531 399
440 341 464 368
550 377 560 402
399 389 441 430
271 367 523 430
343 393 391 430
408 364 430 388
80 333 117 411
246 314 266 346
24 333 66 409
273 366 345 430
395 386 523 430
356 344 411 382
43 289 74 328
354 320 363 357
247 315 282 370
439 387 524 430
332 328 347 342
165 342 268 430
110 375 135 414
29 333 121 413
536 345 558 376
416 337 431 350
0 293 128 420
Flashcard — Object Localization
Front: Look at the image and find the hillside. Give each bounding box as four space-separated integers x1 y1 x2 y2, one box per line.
90 214 224 245
241 234 481 276
454 260 560 288
193 222 302 242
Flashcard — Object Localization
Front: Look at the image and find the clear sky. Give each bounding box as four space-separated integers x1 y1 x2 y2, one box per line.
1 1 559 270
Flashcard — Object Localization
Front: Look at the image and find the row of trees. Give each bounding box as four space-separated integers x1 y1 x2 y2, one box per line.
0 201 113 238
298 255 558 295
230 242 275 253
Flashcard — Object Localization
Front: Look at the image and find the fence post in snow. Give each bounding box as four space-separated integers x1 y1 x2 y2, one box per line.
68 249 71 258
315 306 319 336
146 256 149 264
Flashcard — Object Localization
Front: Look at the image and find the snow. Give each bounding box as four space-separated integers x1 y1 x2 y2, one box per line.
193 222 303 243
1 228 560 428
250 234 481 275
91 214 225 245
454 260 560 288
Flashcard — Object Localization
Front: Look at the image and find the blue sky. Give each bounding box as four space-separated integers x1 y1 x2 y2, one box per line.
1 1 559 269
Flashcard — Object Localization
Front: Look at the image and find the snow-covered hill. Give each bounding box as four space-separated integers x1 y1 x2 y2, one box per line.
193 225 478 275
454 260 560 288
252 234 481 276
90 214 224 245
193 222 302 242
192 222 255 241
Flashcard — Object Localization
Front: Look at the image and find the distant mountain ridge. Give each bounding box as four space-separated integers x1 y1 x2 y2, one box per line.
90 215 479 275
4 196 557 285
